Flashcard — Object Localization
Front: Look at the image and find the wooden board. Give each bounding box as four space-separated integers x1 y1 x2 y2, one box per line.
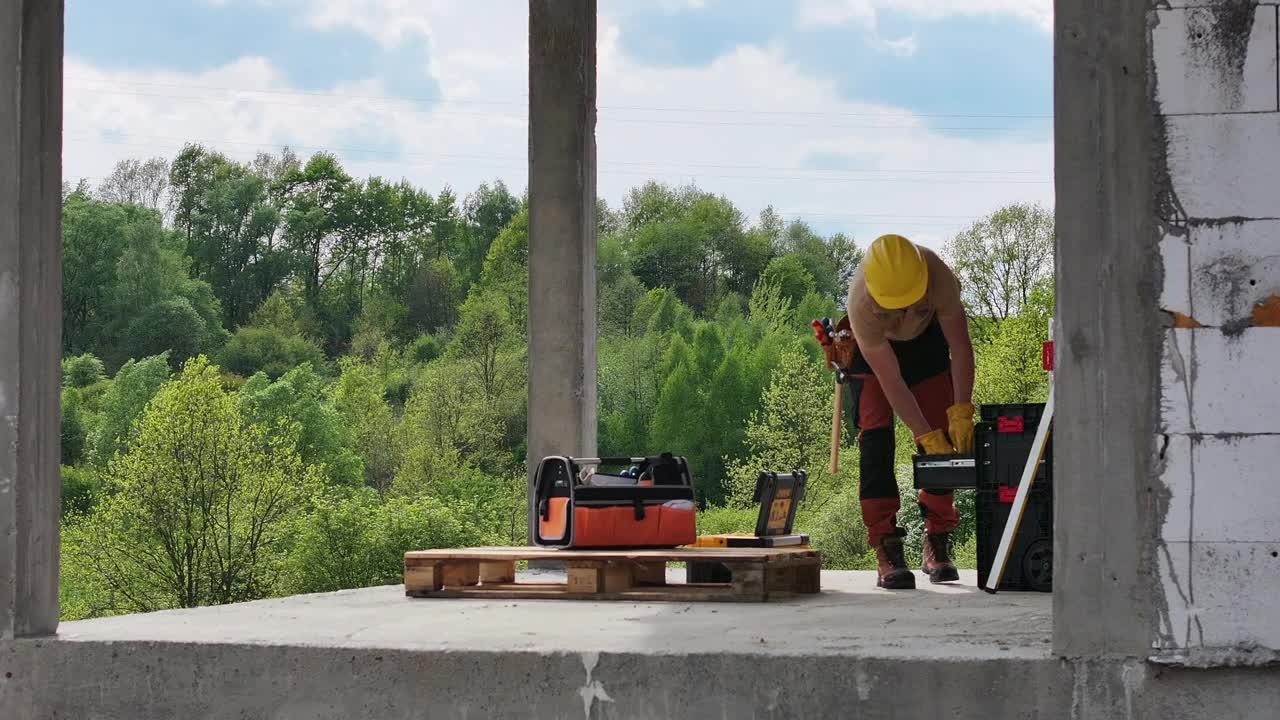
403 546 821 603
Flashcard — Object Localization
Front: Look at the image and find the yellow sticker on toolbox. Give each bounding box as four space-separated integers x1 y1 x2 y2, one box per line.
768 498 791 530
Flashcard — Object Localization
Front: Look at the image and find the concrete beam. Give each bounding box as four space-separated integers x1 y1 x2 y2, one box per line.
1052 0 1159 657
0 0 63 639
526 0 598 539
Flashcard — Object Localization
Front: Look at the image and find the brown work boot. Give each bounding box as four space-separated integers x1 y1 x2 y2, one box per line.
921 532 960 584
875 533 916 589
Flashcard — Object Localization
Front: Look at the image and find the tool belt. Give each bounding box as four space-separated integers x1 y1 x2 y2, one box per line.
533 453 697 548
826 316 951 431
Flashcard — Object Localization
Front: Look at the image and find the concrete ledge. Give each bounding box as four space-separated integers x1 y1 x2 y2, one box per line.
0 641 1071 720
2 573 1276 718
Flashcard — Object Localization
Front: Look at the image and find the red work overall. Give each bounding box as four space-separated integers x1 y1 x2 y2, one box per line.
844 318 960 547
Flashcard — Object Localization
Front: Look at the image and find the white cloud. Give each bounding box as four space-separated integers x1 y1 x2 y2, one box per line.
796 0 1054 33
62 1 1053 253
299 0 433 48
873 34 918 57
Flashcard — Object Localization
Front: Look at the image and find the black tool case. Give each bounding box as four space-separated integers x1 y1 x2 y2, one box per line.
974 403 1053 592
533 453 698 549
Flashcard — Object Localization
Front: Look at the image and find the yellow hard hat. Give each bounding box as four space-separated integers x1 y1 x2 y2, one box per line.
864 234 927 309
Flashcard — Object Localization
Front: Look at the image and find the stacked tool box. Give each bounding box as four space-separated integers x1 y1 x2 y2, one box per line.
975 403 1053 592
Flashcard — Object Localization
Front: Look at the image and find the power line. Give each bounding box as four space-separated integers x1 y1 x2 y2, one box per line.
65 75 1054 120
64 133 1052 185
776 211 979 219
70 86 1047 133
69 86 1053 133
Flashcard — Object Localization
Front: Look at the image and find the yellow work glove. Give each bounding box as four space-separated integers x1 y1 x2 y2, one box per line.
915 429 956 455
946 402 976 454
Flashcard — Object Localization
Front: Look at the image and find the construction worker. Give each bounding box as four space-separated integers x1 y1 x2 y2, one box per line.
843 234 975 589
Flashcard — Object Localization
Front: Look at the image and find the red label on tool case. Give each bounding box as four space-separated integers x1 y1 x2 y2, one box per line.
997 416 1024 433
998 486 1018 503
1042 341 1054 371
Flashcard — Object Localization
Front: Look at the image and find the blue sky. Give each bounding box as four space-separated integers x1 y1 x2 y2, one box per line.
62 0 1055 249
607 0 1051 131
66 0 441 99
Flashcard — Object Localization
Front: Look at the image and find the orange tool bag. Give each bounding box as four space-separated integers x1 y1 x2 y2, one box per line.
533 454 698 548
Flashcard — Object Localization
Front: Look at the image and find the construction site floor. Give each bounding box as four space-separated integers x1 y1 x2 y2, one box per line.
55 569 1052 660
3 570 1077 720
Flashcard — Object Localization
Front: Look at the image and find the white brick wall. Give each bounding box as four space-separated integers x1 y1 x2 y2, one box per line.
1160 434 1280 544
1160 330 1280 435
1161 219 1280 330
1166 115 1280 218
1152 2 1280 659
1153 6 1278 115
1159 540 1280 651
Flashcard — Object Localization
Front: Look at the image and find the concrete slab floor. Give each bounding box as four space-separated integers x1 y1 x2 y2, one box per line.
56 570 1052 660
14 572 1276 719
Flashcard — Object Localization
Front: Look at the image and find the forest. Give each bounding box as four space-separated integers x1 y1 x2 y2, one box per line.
57 145 1054 620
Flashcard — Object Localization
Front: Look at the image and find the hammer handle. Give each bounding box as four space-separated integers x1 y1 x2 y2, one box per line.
830 375 842 474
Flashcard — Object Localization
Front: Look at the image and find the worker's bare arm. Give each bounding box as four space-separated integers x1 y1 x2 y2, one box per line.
938 310 974 405
859 342 932 437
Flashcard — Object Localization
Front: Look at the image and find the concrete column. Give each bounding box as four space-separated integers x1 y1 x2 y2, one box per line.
526 0 597 540
0 0 64 637
1052 0 1158 657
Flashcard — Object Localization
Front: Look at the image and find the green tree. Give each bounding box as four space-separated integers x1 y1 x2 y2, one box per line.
403 256 463 336
409 334 443 364
61 464 101 518
399 359 511 474
281 487 498 595
216 292 326 379
725 344 836 506
598 334 663 456
62 192 227 367
168 145 286 326
277 153 357 305
89 353 172 466
68 357 320 613
460 180 522 284
761 254 817 306
330 358 400 492
448 288 526 405
122 298 215 368
238 364 364 486
98 157 170 214
62 353 106 388
620 181 699 230
973 280 1054 404
61 388 89 465
61 195 144 356
946 202 1054 322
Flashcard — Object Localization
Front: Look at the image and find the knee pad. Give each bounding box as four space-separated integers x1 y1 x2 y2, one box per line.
858 427 896 499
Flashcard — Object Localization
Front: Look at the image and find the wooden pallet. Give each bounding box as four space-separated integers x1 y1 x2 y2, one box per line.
403 546 821 602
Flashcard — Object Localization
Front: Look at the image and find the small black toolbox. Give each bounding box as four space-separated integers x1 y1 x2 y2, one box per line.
752 470 807 536
975 403 1053 592
688 471 808 584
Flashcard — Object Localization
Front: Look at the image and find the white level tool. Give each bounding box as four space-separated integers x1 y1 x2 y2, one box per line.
982 318 1054 593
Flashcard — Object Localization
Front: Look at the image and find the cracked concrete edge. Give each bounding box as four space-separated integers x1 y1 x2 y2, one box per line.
0 639 1074 720
1150 644 1280 669
5 639 1280 719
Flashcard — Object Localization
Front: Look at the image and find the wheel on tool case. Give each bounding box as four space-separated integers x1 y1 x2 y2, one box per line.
1021 539 1053 592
